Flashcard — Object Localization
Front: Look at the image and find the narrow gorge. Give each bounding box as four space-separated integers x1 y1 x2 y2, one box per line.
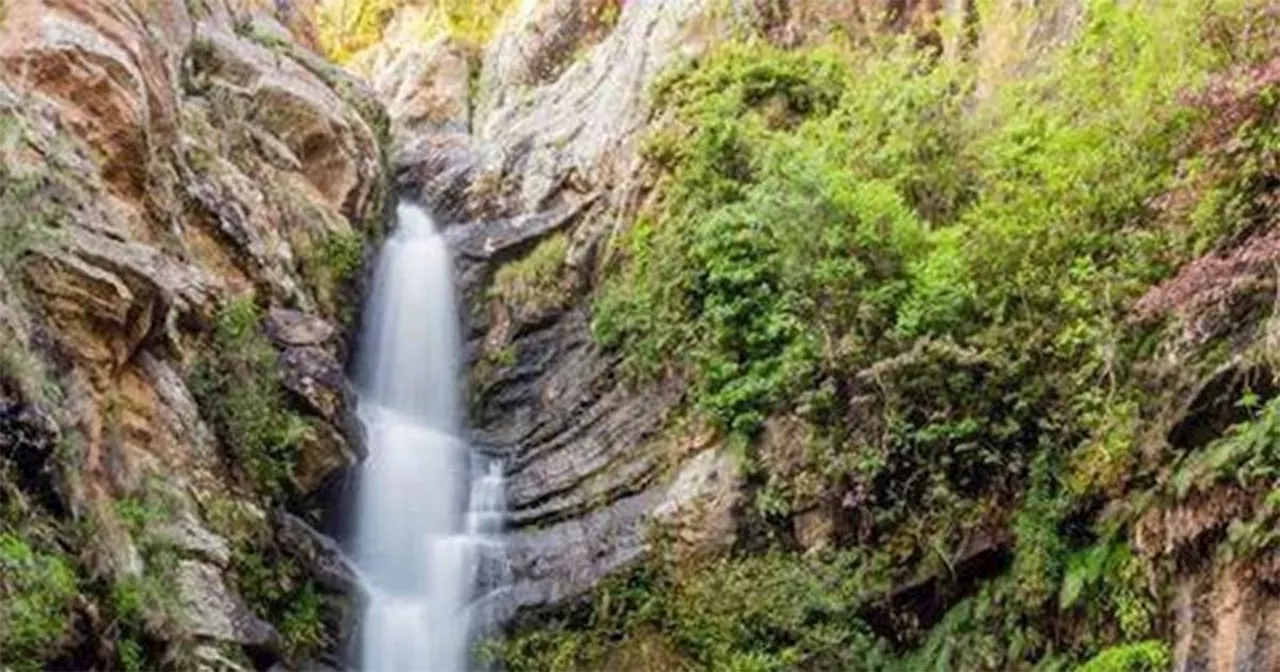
3 1 1280 671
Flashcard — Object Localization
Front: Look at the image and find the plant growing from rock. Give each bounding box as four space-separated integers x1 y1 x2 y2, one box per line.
190 297 312 500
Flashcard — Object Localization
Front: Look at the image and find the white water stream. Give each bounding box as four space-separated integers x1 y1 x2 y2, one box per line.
354 202 503 671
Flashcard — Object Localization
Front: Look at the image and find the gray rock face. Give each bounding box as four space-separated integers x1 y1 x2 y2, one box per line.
276 511 363 597
385 0 746 620
278 345 348 421
176 560 279 648
476 0 622 119
266 308 338 347
357 34 472 141
652 447 743 561
396 0 745 224
158 506 234 568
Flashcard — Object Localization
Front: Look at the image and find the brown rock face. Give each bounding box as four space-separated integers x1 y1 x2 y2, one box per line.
1173 566 1280 672
0 0 385 666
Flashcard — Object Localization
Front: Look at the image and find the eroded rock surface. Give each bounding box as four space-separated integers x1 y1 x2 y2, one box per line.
176 560 279 648
0 0 384 666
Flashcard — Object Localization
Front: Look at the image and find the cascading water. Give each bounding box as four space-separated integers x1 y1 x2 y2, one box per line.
353 202 503 671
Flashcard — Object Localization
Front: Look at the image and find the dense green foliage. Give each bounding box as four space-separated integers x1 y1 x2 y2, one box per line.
1073 641 1170 672
491 1 1280 669
596 5 1227 445
0 533 78 669
487 550 891 672
191 297 311 499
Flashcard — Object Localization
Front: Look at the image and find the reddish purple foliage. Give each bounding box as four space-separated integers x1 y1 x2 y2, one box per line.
1134 53 1280 339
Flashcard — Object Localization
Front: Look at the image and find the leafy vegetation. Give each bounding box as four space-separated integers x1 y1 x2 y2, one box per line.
1074 641 1171 672
485 548 893 672
191 297 311 499
204 495 330 660
504 1 1280 670
300 228 366 321
0 533 78 670
490 232 571 313
111 491 180 671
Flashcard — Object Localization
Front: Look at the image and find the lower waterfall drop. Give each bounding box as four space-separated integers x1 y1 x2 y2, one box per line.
353 202 503 672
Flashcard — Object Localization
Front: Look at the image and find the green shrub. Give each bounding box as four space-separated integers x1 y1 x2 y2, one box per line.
490 232 570 313
1074 641 1170 672
300 229 365 320
279 581 327 658
204 495 329 660
234 547 328 659
191 297 311 499
0 533 78 669
491 549 894 671
117 637 146 672
110 490 180 669
595 41 942 438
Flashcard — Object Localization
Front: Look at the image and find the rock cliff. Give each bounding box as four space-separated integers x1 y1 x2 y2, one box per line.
0 0 384 668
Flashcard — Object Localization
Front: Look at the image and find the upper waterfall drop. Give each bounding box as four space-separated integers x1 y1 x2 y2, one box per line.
353 202 502 671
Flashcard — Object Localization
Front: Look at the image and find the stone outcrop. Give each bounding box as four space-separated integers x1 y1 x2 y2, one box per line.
1171 562 1280 671
0 0 384 667
357 33 472 143
175 559 279 648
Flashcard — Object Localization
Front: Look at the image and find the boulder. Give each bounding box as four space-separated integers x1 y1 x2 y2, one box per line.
651 448 742 561
265 308 337 347
275 511 362 596
278 345 349 421
175 560 279 648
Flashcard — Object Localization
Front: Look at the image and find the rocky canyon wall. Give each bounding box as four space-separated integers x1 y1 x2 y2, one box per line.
0 0 385 668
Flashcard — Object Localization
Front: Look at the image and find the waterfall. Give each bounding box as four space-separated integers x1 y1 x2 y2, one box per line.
353 202 503 671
